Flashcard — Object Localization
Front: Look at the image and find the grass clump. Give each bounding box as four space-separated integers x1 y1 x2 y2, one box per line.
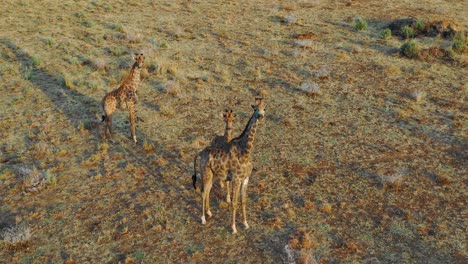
401 25 415 39
300 82 320 96
354 17 368 31
380 28 392 40
415 19 426 33
452 32 466 54
1 223 32 249
400 40 420 58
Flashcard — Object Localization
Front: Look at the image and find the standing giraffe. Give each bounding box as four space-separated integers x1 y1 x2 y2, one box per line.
102 53 145 144
193 109 236 203
198 98 266 234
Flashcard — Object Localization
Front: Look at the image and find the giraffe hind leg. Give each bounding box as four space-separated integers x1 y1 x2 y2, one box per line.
128 103 137 144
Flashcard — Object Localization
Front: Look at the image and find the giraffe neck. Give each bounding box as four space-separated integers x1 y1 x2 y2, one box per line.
234 112 259 157
224 122 233 142
121 64 141 91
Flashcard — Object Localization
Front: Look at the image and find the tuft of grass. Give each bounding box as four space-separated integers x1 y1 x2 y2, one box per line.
282 15 297 24
415 19 425 33
126 32 143 43
400 40 420 58
32 55 42 67
300 82 320 96
142 140 155 153
44 37 54 47
92 58 107 71
18 167 46 193
380 28 392 40
452 32 466 54
354 17 368 31
401 25 415 39
411 90 426 103
1 223 32 249
161 80 181 96
293 39 315 49
82 21 95 28
320 202 333 214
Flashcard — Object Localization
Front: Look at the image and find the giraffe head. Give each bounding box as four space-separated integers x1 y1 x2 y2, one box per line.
251 97 266 120
223 109 236 127
133 53 145 68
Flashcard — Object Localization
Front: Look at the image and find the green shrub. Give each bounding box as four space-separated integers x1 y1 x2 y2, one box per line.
401 25 415 39
380 28 392 40
400 40 420 58
452 32 466 54
354 17 368 31
415 19 425 32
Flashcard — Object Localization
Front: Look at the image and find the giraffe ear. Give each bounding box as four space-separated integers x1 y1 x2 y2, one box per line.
223 113 226 118
233 113 237 117
251 104 256 109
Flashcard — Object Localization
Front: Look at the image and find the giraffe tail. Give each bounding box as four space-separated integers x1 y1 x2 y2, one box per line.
101 115 106 122
192 153 198 190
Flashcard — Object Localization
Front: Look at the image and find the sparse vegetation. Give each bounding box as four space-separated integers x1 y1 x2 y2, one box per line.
0 1 465 263
380 28 392 40
354 17 368 31
1 223 32 248
400 40 420 58
300 81 320 96
401 25 415 39
415 19 426 33
452 32 466 54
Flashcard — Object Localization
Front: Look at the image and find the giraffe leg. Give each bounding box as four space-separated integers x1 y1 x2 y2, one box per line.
231 179 241 234
241 163 253 229
201 167 213 225
226 177 231 204
106 114 114 141
128 103 137 144
241 176 250 229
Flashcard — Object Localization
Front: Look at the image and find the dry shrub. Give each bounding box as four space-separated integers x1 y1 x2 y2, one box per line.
299 82 320 96
285 228 317 264
92 58 107 71
1 223 32 249
419 46 448 62
142 141 155 153
161 80 181 96
125 32 143 43
17 167 46 194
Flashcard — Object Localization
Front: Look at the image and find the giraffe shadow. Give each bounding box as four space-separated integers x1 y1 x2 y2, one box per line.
0 38 200 219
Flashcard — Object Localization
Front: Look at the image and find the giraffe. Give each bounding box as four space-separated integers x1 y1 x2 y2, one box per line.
102 53 145 144
192 109 236 203
198 98 266 234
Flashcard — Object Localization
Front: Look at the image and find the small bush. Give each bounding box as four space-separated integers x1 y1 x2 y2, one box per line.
380 28 392 40
82 21 95 28
415 19 425 32
354 17 368 31
402 25 415 39
300 82 320 96
400 40 420 58
1 223 32 248
18 167 46 193
293 39 315 49
452 32 466 54
282 15 297 24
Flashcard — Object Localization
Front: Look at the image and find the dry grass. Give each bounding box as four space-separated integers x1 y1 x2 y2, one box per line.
0 0 466 263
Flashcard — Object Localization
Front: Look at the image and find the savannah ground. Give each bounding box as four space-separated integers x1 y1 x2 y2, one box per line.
0 0 466 263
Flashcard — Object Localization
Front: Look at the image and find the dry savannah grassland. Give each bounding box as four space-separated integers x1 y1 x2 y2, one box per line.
0 0 467 263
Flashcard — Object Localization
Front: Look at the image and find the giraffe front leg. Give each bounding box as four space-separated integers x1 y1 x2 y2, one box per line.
128 104 137 144
231 179 241 234
241 176 250 229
